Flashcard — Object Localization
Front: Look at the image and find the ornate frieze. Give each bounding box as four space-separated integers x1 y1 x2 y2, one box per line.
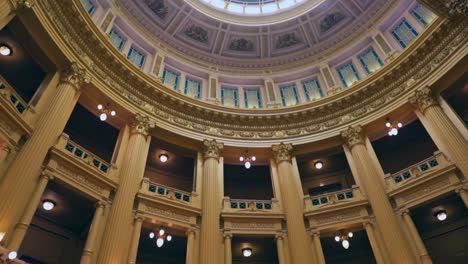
202 139 223 160
231 222 275 230
409 87 439 113
272 143 293 163
60 62 90 92
341 126 365 148
142 204 190 222
130 114 155 137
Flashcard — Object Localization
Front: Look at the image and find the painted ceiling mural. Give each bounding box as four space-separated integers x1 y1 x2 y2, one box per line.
121 0 388 67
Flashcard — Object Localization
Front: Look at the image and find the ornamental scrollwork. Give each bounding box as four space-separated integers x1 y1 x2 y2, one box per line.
202 139 223 160
130 114 155 137
272 143 293 163
341 126 365 148
408 87 438 113
60 62 90 92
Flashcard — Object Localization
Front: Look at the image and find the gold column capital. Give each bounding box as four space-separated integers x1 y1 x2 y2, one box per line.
223 233 233 240
341 126 365 148
186 227 197 236
130 113 155 137
39 170 54 181
409 87 439 114
401 208 411 217
202 139 223 160
95 200 107 209
272 143 293 163
60 62 90 92
275 233 284 241
11 0 35 10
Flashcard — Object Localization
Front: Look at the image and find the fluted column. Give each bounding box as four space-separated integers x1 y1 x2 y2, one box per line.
223 233 232 264
410 88 468 179
186 228 196 264
97 115 154 263
455 188 468 207
199 139 223 264
0 62 88 241
401 210 432 264
363 221 385 264
8 172 53 251
275 234 287 264
127 215 143 264
271 143 315 264
341 126 417 263
80 201 106 264
311 232 325 264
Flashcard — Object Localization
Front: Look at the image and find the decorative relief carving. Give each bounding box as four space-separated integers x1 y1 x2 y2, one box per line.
402 178 450 202
316 210 361 224
231 222 275 229
341 126 365 148
408 87 438 113
143 205 190 222
56 165 103 193
60 62 90 91
130 114 155 137
276 33 301 49
229 38 254 51
320 12 346 32
13 0 35 9
272 143 293 162
184 25 208 43
202 139 223 160
144 0 168 19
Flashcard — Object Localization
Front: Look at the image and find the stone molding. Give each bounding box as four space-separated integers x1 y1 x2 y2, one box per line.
34 0 468 144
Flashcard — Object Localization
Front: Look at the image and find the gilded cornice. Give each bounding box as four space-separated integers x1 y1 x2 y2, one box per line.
34 0 468 145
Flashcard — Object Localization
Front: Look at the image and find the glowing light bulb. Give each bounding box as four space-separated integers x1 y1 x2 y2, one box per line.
245 161 251 169
0 45 12 56
42 200 55 211
252 156 256 161
334 235 340 242
149 232 155 239
342 239 350 249
348 232 353 238
100 113 107 121
240 156 244 162
391 128 398 136
397 122 402 128
436 211 447 221
314 161 323 169
156 238 164 247
8 251 17 260
388 131 393 136
97 104 103 110
385 122 391 128
110 110 116 116
166 235 172 241
159 154 168 163
242 248 252 257
159 229 165 236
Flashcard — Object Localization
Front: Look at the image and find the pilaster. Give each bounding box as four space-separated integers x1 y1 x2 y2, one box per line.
275 234 287 264
311 231 325 264
223 233 232 264
80 201 106 264
400 209 432 264
127 214 144 264
363 221 386 264
186 228 197 264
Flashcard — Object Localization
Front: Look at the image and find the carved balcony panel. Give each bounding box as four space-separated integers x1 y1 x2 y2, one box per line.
303 186 367 213
222 197 282 215
139 178 201 210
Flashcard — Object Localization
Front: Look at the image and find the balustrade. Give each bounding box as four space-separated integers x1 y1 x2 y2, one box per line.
303 186 364 211
140 178 200 208
222 197 281 214
0 76 28 115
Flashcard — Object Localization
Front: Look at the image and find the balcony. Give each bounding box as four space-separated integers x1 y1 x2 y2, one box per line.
139 178 201 210
0 76 32 137
303 186 367 213
222 197 282 215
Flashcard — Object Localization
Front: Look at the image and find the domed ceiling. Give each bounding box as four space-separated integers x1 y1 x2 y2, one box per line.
117 0 390 68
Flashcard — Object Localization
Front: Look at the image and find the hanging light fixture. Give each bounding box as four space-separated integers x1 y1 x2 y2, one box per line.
149 232 155 239
7 251 17 260
240 150 256 169
334 230 354 249
97 103 117 122
149 226 172 248
385 118 402 136
242 248 252 257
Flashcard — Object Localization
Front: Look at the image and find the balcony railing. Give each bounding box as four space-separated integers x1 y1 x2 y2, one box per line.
0 76 28 115
384 151 450 190
304 186 365 211
222 197 282 214
141 178 197 205
56 133 111 174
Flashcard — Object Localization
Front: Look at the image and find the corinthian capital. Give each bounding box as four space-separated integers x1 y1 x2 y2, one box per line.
12 0 35 10
130 113 155 137
202 139 223 160
341 126 365 148
60 62 90 92
409 87 438 113
272 143 293 163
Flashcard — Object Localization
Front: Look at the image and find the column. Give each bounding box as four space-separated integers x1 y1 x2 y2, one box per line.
186 228 196 264
199 139 223 264
0 63 88 240
80 201 106 264
271 143 315 264
97 115 153 263
401 210 432 264
223 234 232 264
363 222 385 264
8 172 53 251
127 215 143 264
341 126 417 263
455 188 468 207
311 232 325 264
275 234 287 264
410 87 468 179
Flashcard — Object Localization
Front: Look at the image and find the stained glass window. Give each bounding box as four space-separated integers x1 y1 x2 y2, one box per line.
185 78 202 99
244 88 262 109
280 84 299 106
359 48 384 74
127 47 145 68
221 86 239 107
337 63 360 88
162 68 179 90
392 19 418 48
302 79 323 101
